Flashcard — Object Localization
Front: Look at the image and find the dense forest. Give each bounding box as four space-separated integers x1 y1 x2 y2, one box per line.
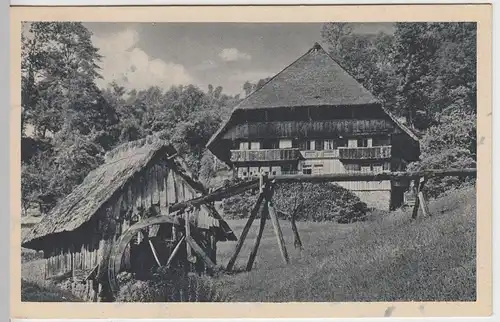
21 22 477 215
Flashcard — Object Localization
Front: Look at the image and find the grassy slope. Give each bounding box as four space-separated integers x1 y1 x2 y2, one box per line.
21 279 82 302
20 186 476 302
215 186 476 302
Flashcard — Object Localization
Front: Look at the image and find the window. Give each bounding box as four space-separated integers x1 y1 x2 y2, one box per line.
315 139 323 151
361 165 371 173
250 141 261 150
239 141 249 150
357 138 369 148
348 139 358 148
313 164 324 175
296 140 307 150
337 138 348 147
306 140 315 150
372 163 383 173
281 164 295 174
345 163 361 172
279 139 293 149
263 140 279 149
324 139 336 150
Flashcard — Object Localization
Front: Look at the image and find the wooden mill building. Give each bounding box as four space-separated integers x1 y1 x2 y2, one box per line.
207 42 420 210
22 135 236 301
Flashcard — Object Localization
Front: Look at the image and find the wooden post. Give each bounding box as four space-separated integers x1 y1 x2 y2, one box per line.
226 192 265 271
246 200 268 271
184 209 196 264
210 232 217 265
266 185 290 265
418 177 430 217
186 236 216 270
411 178 420 219
412 177 430 219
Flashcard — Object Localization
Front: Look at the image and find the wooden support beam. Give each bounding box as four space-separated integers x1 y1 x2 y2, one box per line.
246 200 268 272
184 209 196 264
266 188 290 265
411 178 420 219
418 191 430 217
412 177 430 219
186 236 216 270
166 236 185 268
167 169 476 215
148 239 162 267
226 192 265 271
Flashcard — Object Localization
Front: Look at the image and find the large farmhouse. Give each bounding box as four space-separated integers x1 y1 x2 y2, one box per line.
207 42 420 210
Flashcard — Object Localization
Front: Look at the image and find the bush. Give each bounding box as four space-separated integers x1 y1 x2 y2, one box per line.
222 180 369 223
408 110 476 199
116 267 227 302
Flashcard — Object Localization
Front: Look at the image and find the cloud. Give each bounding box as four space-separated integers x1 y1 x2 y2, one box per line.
92 29 194 90
193 59 218 71
218 48 252 62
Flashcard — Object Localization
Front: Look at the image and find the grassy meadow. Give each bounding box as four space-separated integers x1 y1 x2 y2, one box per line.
21 186 476 302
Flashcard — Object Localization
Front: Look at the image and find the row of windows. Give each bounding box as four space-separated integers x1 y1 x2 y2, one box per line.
236 136 391 151
236 162 390 178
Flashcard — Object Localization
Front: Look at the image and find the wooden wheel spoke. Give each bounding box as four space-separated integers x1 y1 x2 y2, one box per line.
147 238 162 267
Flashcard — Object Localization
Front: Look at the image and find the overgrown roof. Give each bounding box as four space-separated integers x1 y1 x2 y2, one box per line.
235 42 379 110
22 133 236 249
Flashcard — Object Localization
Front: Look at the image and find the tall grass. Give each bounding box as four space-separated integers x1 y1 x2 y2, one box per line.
116 268 227 302
214 186 476 302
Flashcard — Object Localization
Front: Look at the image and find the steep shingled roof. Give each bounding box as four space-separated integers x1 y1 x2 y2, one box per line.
207 42 418 151
235 42 379 110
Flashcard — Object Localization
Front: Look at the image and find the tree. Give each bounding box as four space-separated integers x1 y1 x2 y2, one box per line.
21 22 117 214
22 22 109 138
241 77 272 97
408 109 476 198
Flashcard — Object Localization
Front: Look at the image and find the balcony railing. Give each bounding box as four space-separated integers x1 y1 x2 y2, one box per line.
338 146 392 160
301 150 340 159
230 148 301 163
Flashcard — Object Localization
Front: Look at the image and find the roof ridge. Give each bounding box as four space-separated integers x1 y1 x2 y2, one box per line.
234 42 324 110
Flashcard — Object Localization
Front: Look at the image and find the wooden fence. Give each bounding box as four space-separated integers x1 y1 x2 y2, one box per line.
168 168 477 272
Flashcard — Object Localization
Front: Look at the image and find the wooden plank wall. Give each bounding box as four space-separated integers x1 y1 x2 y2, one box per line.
44 157 217 279
223 119 397 140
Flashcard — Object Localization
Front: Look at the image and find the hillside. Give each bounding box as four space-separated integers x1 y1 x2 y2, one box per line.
21 185 476 302
214 186 476 302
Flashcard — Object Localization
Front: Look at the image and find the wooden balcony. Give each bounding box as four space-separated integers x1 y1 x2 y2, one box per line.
230 148 301 163
338 146 392 160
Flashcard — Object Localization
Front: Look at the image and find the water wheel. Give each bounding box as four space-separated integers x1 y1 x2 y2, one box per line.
108 214 187 297
107 211 218 299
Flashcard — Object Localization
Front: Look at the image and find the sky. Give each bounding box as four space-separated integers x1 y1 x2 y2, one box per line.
84 22 395 96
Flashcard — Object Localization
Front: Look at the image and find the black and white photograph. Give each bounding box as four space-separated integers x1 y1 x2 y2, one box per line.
13 4 492 317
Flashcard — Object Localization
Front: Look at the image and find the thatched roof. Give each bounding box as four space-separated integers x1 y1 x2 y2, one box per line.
22 133 235 249
236 42 378 110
